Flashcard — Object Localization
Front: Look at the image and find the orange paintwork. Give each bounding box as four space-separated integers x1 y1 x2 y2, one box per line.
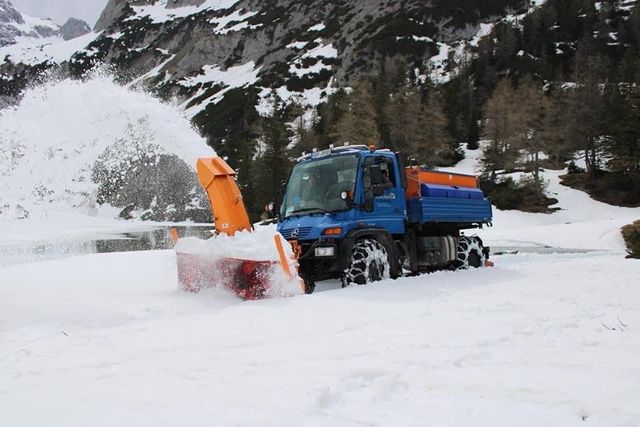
405 167 479 198
169 228 180 243
274 234 292 280
196 157 252 236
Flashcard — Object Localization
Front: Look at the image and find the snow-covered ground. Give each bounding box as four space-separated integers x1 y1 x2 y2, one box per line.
441 147 640 252
2 80 639 424
2 157 639 426
2 247 639 425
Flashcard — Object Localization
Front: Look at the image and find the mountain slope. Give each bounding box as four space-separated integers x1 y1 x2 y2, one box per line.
1 0 530 116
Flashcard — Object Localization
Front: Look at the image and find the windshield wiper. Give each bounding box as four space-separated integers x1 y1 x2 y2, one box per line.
285 207 333 218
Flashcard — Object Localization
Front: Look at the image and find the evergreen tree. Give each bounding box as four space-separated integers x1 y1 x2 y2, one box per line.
416 90 452 167
253 91 293 218
385 81 419 153
542 88 573 167
481 79 522 181
606 85 640 189
566 42 608 173
514 78 553 195
331 81 381 146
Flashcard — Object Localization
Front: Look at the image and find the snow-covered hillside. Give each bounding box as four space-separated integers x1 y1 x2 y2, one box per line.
0 0 91 61
442 147 640 252
0 0 59 47
2 0 534 115
1 143 639 425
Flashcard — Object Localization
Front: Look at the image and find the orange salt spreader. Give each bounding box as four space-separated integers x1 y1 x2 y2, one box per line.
173 157 300 299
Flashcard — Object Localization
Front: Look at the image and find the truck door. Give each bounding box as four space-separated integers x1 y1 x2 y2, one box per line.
361 155 405 234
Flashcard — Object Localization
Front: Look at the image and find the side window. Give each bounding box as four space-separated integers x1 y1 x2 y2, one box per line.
378 158 395 189
362 156 374 197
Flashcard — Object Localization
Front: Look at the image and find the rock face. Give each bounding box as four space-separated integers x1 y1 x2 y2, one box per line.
0 0 25 46
0 0 60 46
69 0 528 116
0 0 22 24
94 0 131 32
4 0 531 114
61 17 90 41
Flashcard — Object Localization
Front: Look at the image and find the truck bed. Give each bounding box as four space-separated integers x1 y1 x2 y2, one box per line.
406 197 493 225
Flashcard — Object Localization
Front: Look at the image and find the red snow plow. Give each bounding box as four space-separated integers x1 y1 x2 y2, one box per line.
174 157 301 299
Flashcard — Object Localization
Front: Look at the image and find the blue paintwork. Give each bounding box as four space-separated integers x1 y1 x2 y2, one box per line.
277 147 492 241
406 197 493 224
420 183 484 200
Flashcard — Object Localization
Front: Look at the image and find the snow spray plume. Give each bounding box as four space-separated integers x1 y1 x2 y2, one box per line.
0 72 214 221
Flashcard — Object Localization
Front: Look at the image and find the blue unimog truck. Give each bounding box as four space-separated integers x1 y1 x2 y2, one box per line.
277 145 493 294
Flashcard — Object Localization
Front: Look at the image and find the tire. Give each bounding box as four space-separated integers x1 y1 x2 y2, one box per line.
342 238 391 286
454 236 486 269
304 281 316 294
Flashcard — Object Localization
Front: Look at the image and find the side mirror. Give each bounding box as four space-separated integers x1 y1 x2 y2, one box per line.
364 198 374 212
340 190 354 208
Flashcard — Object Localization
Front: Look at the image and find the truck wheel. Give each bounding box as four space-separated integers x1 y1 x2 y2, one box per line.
304 281 316 294
454 236 486 269
342 238 390 286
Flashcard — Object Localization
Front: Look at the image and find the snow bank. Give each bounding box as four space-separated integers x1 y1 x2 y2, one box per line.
0 73 213 222
175 225 289 261
175 224 303 297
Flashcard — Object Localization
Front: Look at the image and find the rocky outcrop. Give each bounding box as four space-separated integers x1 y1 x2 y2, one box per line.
61 17 90 40
4 0 531 121
0 0 22 24
0 0 60 46
94 0 133 32
0 0 25 46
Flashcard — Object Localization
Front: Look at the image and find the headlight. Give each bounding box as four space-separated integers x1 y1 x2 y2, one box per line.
314 247 336 257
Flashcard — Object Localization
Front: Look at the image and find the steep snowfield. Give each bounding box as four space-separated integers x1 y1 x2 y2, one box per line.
1 144 639 425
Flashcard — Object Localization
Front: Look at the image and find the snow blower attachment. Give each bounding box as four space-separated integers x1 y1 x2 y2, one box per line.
174 157 302 299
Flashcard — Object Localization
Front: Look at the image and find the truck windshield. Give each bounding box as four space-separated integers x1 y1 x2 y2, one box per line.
281 154 359 218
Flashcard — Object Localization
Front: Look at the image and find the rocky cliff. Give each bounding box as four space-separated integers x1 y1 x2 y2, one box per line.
1 0 528 117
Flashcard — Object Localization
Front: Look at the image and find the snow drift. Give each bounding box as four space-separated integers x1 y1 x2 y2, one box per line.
0 73 214 221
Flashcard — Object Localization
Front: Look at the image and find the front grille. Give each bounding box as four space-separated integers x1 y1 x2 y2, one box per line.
280 227 312 240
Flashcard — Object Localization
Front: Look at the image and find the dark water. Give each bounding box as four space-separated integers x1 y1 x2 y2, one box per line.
492 246 596 255
1 228 599 268
0 226 213 267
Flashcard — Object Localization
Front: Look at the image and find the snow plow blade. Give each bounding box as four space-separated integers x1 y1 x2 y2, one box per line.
176 252 279 300
174 156 302 299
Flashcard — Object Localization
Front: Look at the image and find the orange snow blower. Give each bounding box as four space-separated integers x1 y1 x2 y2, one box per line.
174 157 300 299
